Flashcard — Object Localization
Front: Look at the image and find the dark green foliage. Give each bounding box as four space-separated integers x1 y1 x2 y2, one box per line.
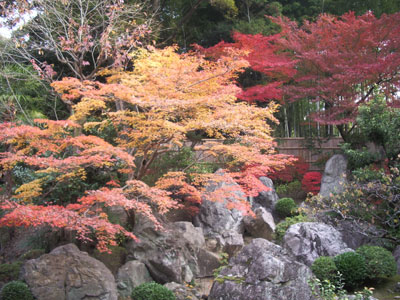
275 214 310 242
0 281 34 300
0 262 22 282
0 64 68 122
356 245 397 280
131 282 176 300
311 256 338 284
341 143 379 170
275 197 297 218
93 246 127 275
142 147 219 186
334 252 367 290
276 180 302 197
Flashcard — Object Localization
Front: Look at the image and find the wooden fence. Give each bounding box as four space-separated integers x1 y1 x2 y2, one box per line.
276 137 344 171
194 137 343 171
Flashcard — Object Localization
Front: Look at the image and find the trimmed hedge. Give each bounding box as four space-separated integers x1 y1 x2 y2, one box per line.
0 281 34 300
131 282 175 300
356 245 397 280
334 252 367 290
311 256 338 284
275 197 297 218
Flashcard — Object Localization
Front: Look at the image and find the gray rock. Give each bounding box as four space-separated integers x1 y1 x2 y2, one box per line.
319 154 348 198
394 245 400 274
252 177 279 212
283 222 353 266
127 218 213 283
174 221 205 249
209 238 314 300
22 244 117 300
244 207 275 241
327 219 387 250
164 282 201 300
217 231 244 257
193 170 245 238
347 296 378 300
116 260 153 298
196 248 221 277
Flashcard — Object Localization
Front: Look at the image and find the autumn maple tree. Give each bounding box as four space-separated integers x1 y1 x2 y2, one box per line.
274 12 400 140
200 31 296 103
0 45 294 251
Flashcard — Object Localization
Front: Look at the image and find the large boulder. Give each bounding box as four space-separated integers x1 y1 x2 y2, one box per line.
22 244 117 300
283 222 353 266
244 207 275 241
319 154 348 198
209 238 314 300
193 170 245 238
127 220 219 284
325 218 388 250
252 177 279 212
116 260 153 298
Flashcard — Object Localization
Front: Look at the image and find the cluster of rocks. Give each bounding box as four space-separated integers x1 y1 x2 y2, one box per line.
13 156 400 299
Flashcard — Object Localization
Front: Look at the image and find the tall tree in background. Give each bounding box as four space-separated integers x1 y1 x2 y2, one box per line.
275 12 400 141
1 0 155 80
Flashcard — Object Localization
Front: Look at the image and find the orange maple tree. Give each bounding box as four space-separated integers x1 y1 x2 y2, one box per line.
0 46 294 251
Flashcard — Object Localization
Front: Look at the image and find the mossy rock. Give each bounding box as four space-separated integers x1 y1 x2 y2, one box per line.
19 249 46 261
93 246 127 275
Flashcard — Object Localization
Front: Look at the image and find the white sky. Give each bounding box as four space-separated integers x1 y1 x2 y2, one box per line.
0 12 37 39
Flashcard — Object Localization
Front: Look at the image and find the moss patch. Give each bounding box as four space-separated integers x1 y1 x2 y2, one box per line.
365 274 400 300
93 246 127 275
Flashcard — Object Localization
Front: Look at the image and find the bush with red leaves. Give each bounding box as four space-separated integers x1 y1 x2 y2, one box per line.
268 156 309 183
301 171 322 195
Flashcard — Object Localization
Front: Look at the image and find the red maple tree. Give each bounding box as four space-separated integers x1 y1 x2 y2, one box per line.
197 31 296 103
274 12 400 140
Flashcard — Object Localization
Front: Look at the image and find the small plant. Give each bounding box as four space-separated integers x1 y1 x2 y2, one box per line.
308 277 374 300
275 197 297 218
356 245 397 280
311 256 338 284
275 214 310 242
0 281 34 300
131 282 176 300
334 252 367 290
213 252 229 279
0 262 22 282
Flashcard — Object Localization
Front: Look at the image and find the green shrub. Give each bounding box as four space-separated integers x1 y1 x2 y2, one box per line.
287 180 302 193
356 245 397 280
275 214 310 243
275 197 297 218
0 281 34 300
311 256 338 284
131 282 175 300
0 262 22 282
276 184 288 195
276 181 302 196
334 252 367 290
